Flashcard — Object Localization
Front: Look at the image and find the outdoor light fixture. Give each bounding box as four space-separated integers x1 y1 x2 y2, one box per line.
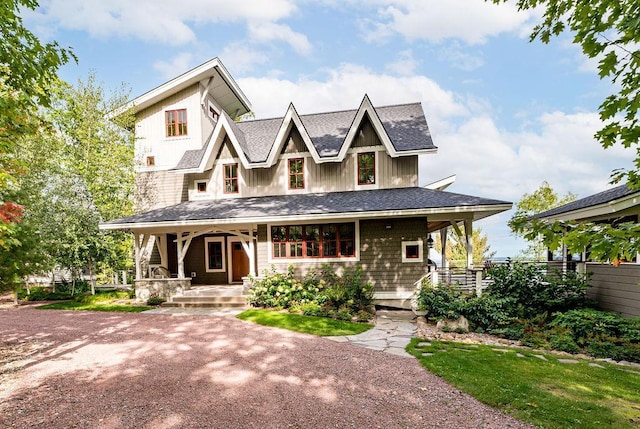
427 234 434 249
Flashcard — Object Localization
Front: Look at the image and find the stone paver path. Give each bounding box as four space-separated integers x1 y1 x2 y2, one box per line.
326 310 417 358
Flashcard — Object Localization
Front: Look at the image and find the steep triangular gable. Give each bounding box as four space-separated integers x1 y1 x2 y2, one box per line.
335 94 400 160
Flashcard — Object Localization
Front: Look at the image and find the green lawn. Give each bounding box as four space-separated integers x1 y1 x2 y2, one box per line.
237 309 373 336
407 339 640 429
36 300 152 313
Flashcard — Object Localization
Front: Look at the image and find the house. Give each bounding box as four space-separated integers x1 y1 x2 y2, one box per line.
101 57 512 308
534 184 640 317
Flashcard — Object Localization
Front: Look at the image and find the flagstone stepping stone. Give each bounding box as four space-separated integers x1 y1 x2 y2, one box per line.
416 342 431 347
588 363 605 368
558 359 580 364
491 348 509 353
516 353 525 358
533 354 547 361
422 352 434 357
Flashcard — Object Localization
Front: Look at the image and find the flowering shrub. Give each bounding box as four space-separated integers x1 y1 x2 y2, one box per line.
247 264 374 321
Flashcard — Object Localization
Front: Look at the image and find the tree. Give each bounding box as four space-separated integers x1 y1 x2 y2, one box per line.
509 181 576 260
495 0 640 189
0 0 74 292
434 227 496 267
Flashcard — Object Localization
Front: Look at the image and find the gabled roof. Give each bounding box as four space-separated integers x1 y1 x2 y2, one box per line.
112 57 251 120
534 184 640 221
172 95 437 172
101 187 511 230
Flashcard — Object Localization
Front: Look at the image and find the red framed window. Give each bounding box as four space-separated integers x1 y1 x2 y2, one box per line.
166 109 187 137
288 158 304 189
271 223 356 259
224 163 239 194
146 156 155 167
357 152 375 185
405 244 420 259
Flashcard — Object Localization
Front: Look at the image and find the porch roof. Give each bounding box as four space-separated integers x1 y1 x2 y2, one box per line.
101 187 511 231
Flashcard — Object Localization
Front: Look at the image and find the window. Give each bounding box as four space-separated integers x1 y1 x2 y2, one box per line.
357 152 375 185
224 163 239 193
271 223 356 259
288 158 304 189
166 109 187 137
401 240 424 263
146 156 155 167
208 102 219 122
205 237 225 272
196 181 207 193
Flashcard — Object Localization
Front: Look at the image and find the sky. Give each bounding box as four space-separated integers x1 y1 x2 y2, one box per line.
22 0 634 258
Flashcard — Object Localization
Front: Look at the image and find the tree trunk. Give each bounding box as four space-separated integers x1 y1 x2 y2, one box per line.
88 255 96 295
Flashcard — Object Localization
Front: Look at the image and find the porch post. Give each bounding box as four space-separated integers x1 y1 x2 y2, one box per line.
133 233 150 280
176 235 185 279
439 227 448 271
464 219 473 269
155 234 168 268
248 239 256 276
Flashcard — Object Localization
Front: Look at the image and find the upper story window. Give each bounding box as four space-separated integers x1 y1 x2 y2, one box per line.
224 163 239 194
288 158 304 189
146 156 155 167
208 102 219 122
166 109 187 137
357 152 375 185
196 181 207 193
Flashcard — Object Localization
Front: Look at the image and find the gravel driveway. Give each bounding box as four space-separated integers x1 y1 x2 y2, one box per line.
0 307 532 429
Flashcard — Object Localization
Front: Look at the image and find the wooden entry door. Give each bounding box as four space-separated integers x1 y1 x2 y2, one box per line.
231 242 249 282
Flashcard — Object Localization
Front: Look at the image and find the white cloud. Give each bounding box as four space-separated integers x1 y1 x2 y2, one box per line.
248 22 312 55
237 63 468 124
221 43 271 74
153 53 194 80
30 0 299 45
360 0 538 45
438 42 485 71
385 49 418 76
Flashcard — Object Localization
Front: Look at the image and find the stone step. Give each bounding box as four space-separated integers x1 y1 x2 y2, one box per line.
162 300 249 309
171 295 247 303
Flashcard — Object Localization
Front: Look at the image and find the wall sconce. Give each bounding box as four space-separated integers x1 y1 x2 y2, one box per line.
427 234 434 249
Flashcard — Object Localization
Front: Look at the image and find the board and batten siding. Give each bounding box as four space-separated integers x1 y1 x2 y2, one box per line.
587 263 640 317
135 83 203 170
135 170 189 211
186 121 418 200
256 218 429 293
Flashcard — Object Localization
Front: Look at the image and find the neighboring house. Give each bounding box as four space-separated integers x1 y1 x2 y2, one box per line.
101 58 511 308
534 184 640 317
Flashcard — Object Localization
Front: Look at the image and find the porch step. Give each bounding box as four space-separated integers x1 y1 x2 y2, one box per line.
161 285 249 309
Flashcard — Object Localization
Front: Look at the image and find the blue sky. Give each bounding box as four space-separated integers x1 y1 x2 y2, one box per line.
23 0 634 257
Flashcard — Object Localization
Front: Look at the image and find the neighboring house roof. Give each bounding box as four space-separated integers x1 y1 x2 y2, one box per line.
101 187 511 230
171 96 436 172
534 184 640 221
111 57 251 121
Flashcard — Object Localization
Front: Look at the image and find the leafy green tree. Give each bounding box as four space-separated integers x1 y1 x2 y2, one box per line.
509 181 576 260
434 227 496 267
495 0 639 188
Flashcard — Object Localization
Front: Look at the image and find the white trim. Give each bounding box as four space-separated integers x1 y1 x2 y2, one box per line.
285 156 307 194
100 203 513 231
401 240 424 263
267 220 360 263
424 175 457 191
539 192 640 222
204 237 226 273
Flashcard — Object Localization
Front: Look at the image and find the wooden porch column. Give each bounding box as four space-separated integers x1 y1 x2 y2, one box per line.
133 233 150 280
464 219 473 269
175 232 196 279
154 234 168 268
439 227 448 271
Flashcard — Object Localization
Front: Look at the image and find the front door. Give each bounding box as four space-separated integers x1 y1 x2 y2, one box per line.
231 242 249 282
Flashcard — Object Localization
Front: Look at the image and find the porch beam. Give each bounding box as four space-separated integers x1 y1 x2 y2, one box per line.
464 219 473 269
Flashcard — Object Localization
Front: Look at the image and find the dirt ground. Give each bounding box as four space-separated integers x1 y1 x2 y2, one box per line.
0 306 532 429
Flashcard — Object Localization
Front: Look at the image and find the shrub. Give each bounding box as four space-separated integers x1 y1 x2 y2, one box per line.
299 302 324 317
550 308 640 344
461 294 518 332
248 265 322 309
415 279 464 321
319 265 374 313
18 287 72 301
146 293 166 306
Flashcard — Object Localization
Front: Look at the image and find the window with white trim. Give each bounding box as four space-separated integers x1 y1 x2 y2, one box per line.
401 240 424 263
196 181 207 193
205 237 226 272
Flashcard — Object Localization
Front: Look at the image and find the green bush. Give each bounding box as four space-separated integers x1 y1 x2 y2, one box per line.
146 293 166 306
415 279 464 321
248 266 322 309
75 290 130 304
299 302 325 317
550 308 640 344
18 287 72 301
462 294 518 332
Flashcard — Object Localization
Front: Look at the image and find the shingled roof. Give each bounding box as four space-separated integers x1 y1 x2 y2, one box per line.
534 184 639 219
102 187 510 229
172 97 436 172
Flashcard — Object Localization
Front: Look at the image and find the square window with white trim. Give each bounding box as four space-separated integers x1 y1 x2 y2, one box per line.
196 181 207 193
401 240 423 263
205 237 226 272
